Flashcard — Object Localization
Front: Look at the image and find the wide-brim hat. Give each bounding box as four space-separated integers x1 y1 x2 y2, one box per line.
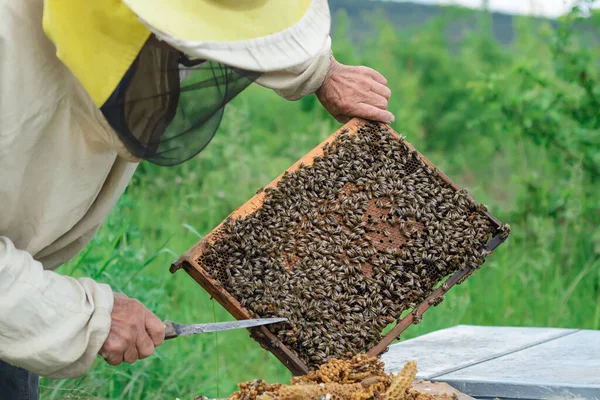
43 0 331 109
124 0 332 72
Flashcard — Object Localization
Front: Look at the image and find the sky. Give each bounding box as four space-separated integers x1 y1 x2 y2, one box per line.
386 0 600 18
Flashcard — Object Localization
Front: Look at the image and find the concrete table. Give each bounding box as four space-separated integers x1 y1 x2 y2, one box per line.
381 325 600 400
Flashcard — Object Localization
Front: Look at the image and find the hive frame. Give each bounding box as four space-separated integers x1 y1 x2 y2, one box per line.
170 118 509 376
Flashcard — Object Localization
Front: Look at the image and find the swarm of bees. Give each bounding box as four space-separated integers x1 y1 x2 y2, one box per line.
226 355 458 400
198 123 502 368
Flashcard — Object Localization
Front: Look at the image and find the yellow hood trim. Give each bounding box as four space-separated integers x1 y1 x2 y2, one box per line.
42 0 152 108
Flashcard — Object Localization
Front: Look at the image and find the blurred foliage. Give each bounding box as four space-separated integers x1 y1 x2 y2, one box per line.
42 2 599 399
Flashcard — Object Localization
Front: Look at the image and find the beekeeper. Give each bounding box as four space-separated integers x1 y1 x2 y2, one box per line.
0 0 393 398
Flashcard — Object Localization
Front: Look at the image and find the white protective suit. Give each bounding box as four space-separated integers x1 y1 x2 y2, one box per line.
0 0 331 379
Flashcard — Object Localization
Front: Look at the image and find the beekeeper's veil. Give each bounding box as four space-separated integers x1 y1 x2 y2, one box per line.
42 0 330 166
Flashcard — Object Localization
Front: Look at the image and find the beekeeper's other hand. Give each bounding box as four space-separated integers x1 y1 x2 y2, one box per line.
316 57 394 124
99 293 165 366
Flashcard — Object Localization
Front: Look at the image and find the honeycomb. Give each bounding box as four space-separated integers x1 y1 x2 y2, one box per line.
290 353 391 389
381 361 417 400
197 122 502 368
277 383 371 400
225 355 457 400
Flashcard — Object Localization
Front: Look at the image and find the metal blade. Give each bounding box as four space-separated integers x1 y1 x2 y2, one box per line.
172 317 288 337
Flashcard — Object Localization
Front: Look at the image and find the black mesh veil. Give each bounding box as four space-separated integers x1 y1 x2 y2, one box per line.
100 36 261 166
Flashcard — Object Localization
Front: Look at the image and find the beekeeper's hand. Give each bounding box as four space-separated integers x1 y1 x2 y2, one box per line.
99 292 165 366
316 57 394 124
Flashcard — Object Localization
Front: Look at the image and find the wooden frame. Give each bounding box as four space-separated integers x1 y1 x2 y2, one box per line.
170 118 509 376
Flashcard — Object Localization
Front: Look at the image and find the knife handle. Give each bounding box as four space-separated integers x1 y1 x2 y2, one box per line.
164 321 178 340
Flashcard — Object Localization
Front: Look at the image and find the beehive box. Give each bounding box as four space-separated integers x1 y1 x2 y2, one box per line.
171 118 510 376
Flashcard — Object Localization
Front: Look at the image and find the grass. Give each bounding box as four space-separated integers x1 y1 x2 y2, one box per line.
40 7 600 400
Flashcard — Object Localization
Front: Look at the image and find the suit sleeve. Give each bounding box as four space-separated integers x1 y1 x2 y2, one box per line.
254 36 333 101
0 236 114 378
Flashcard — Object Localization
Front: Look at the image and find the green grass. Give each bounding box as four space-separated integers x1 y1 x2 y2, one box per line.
40 7 600 400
